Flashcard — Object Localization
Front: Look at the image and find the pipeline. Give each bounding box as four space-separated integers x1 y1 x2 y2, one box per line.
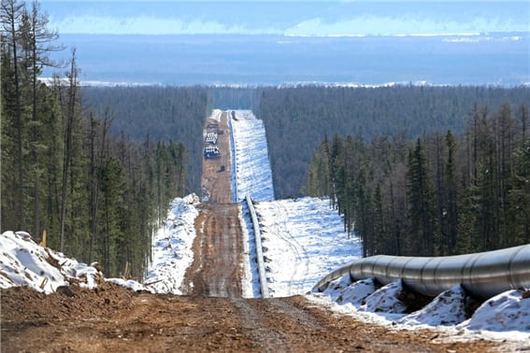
245 194 270 298
313 244 530 299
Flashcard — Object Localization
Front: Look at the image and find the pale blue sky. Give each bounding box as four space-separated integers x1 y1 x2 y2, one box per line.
41 1 530 36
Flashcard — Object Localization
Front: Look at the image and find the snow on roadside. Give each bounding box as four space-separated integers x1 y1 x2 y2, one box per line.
0 231 129 293
312 273 530 349
143 193 200 294
0 194 200 295
231 110 274 202
254 197 362 297
0 231 69 294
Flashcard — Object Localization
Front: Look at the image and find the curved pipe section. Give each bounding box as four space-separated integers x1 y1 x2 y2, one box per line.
314 244 530 299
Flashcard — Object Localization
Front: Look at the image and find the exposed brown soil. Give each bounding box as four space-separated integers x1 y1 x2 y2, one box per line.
201 111 232 204
181 203 243 298
1 284 498 352
0 110 502 352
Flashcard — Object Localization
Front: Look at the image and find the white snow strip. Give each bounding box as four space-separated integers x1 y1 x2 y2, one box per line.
144 193 200 294
231 110 275 202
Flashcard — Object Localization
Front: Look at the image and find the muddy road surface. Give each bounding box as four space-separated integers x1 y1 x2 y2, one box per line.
181 203 244 297
1 284 497 352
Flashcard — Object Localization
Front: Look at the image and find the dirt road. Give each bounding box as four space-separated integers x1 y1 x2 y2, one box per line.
1 284 497 352
0 110 501 352
181 203 243 297
182 110 244 297
201 111 232 204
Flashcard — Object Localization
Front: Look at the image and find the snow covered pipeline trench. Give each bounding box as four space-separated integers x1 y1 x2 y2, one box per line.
228 110 362 298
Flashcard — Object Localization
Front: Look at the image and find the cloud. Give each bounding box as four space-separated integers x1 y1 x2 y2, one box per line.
52 15 287 35
284 15 529 36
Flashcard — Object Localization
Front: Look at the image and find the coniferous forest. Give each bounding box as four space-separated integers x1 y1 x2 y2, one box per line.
304 102 530 257
1 0 192 278
2 0 529 277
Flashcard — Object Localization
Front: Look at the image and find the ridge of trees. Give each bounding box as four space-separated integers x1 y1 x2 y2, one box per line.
305 102 530 256
81 86 210 193
255 85 530 198
1 0 187 278
79 85 529 205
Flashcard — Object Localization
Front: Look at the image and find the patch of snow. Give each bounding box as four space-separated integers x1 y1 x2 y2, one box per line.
337 277 376 308
0 231 68 293
106 278 149 292
359 279 407 315
461 289 530 332
0 230 146 293
143 193 200 294
399 285 468 327
254 197 362 297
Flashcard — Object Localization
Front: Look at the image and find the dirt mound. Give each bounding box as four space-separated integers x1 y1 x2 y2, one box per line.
2 282 135 324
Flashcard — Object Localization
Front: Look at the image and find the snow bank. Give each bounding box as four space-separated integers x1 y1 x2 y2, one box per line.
0 231 133 293
144 193 200 294
0 194 200 295
0 231 68 294
313 274 530 348
461 289 530 332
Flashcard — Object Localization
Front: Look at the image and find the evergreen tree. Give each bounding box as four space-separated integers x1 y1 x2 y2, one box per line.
443 130 458 254
509 139 530 244
406 139 437 255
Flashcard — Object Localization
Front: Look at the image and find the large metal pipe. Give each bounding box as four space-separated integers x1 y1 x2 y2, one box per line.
313 244 530 299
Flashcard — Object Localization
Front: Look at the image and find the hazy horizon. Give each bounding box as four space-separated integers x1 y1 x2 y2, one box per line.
40 1 529 86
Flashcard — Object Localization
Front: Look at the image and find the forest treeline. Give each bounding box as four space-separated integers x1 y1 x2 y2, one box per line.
255 85 530 198
83 85 530 200
305 102 529 256
81 86 210 192
1 0 187 278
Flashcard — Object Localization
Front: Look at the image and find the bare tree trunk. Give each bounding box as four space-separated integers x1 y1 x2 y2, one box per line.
2 0 25 229
59 49 78 253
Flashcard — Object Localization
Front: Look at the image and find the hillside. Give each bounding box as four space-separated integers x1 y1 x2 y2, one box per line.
3 109 530 352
